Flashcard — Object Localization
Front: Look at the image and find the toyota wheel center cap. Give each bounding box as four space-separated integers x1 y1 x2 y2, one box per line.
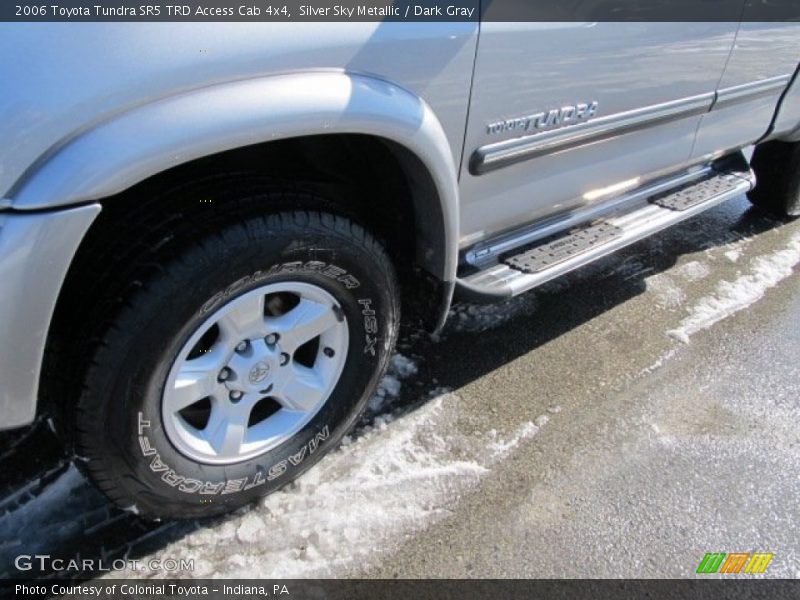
248 361 271 384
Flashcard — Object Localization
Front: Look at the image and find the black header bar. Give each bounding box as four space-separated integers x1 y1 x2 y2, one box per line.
2 0 799 22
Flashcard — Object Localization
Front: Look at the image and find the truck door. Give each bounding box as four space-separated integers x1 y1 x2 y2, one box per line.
691 13 800 160
459 8 741 250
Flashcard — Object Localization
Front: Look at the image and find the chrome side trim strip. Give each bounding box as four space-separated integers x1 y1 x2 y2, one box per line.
0 198 11 210
714 75 792 110
470 93 714 176
471 75 793 176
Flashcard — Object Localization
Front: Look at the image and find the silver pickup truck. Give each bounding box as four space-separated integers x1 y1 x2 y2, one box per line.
1 19 799 519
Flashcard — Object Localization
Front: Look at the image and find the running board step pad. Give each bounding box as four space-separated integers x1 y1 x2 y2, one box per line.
503 222 622 274
649 173 743 211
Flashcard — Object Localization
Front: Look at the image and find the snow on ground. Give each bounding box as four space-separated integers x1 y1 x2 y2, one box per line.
668 232 800 343
486 421 540 457
644 267 695 312
633 347 679 380
107 352 545 579
645 273 687 310
674 260 710 282
446 295 539 334
366 353 419 415
114 393 545 579
724 249 742 263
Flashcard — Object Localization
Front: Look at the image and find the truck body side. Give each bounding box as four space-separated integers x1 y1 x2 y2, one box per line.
1 20 800 431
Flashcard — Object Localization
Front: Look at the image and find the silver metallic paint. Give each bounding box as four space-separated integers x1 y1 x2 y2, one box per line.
1 20 799 429
0 23 477 200
691 23 800 158
0 204 101 429
714 75 792 109
458 22 740 246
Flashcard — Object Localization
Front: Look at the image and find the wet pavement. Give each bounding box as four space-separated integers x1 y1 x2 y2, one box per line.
1 195 798 579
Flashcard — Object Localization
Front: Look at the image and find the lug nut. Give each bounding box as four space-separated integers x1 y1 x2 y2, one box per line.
279 353 290 366
323 347 335 358
218 367 231 382
229 390 243 403
235 341 249 353
265 333 279 345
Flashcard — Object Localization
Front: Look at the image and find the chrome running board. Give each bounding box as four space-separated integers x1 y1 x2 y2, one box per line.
456 158 753 302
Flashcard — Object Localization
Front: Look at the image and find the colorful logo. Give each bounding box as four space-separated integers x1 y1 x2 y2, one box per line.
696 552 773 574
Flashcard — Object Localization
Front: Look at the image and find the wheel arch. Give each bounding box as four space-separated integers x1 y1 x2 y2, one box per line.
9 71 460 284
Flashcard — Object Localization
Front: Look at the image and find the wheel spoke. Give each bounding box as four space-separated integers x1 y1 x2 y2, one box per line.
269 298 339 351
274 365 325 412
248 410 303 444
204 404 250 458
163 281 349 464
167 363 219 412
217 292 267 341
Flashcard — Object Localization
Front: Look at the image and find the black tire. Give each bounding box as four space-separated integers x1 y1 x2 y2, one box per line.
72 210 399 520
747 140 800 217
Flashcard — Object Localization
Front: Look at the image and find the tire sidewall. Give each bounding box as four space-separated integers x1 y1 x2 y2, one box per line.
88 216 397 517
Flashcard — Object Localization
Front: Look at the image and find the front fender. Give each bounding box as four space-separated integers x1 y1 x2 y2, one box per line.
8 71 460 281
